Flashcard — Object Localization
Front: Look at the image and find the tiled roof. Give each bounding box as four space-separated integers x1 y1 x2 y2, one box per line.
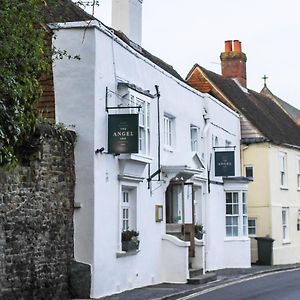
260 85 300 123
197 65 300 147
42 0 184 82
42 0 95 23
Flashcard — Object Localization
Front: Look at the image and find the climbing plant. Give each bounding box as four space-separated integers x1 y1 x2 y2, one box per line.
0 0 51 167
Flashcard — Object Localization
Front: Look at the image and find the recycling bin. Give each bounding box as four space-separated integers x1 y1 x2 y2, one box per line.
255 236 275 265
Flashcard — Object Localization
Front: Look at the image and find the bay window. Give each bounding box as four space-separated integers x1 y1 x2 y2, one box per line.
226 191 248 237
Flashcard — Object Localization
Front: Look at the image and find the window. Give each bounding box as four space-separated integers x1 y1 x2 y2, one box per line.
128 92 150 155
297 158 300 190
245 166 253 179
190 125 200 152
164 115 174 148
248 218 257 236
282 207 289 242
122 191 129 231
279 152 287 187
226 191 248 237
242 192 247 235
121 188 137 232
226 192 239 237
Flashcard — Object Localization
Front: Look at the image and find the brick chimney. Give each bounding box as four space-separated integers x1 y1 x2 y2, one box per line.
220 40 247 88
112 0 143 45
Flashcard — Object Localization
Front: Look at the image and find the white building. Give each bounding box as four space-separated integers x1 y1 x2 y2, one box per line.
48 0 250 298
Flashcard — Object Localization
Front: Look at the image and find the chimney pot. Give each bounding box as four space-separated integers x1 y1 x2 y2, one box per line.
225 40 232 52
233 40 241 52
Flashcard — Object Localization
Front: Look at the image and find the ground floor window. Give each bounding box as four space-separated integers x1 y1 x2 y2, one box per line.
248 218 257 236
121 187 137 231
282 207 289 242
226 191 248 237
120 187 138 252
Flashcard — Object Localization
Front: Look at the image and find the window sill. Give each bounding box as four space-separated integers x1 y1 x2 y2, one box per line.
282 241 291 245
116 249 140 258
297 188 300 192
280 186 289 190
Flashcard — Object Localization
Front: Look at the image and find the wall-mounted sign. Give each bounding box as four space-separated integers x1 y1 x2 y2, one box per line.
155 205 163 222
108 114 139 154
215 151 235 177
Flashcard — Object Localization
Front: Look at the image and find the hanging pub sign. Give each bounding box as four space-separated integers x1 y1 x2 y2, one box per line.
108 114 139 154
215 151 235 176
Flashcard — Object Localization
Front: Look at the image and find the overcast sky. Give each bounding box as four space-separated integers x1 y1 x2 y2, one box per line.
87 0 300 110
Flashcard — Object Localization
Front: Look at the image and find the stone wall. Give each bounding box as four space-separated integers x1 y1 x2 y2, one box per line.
0 125 75 300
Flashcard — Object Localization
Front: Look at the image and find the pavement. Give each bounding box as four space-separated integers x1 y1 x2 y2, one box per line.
101 264 300 300
75 264 300 300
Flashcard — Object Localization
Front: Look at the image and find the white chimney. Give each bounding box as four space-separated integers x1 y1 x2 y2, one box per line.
112 0 143 45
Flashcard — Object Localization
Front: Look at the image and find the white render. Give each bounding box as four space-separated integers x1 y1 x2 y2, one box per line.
112 0 143 45
51 20 250 298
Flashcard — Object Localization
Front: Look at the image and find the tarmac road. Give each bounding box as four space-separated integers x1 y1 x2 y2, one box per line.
176 269 300 300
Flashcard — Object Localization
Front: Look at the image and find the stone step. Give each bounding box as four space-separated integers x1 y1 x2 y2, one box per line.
187 272 217 285
189 268 203 278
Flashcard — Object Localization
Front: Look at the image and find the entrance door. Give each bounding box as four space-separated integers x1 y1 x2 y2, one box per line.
166 182 195 256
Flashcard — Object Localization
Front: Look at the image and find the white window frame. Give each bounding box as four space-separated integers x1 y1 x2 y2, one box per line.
190 125 200 152
282 207 289 243
124 90 151 156
226 191 248 238
248 218 257 236
164 114 175 150
297 157 300 190
121 190 130 231
120 187 137 232
279 152 287 188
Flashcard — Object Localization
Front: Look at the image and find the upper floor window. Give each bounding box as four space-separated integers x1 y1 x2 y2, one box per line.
190 125 200 152
279 152 287 188
164 114 175 149
245 166 253 179
129 93 150 155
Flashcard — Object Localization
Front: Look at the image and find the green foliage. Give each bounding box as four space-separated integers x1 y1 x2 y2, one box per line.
0 0 51 167
121 230 139 242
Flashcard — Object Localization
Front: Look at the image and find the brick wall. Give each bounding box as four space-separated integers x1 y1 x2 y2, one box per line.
0 125 75 300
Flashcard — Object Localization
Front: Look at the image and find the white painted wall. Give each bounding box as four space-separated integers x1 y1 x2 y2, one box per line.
161 234 190 282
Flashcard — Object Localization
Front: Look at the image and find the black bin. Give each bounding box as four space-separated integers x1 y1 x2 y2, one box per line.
255 237 274 265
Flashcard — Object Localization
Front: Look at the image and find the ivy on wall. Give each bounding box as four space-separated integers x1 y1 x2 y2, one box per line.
0 0 51 167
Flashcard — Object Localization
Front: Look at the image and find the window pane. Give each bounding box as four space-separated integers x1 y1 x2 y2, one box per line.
226 193 232 203
232 216 238 225
226 205 232 214
246 166 253 178
233 192 238 203
232 226 238 236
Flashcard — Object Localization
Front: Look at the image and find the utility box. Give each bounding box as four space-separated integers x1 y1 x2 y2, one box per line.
255 237 274 265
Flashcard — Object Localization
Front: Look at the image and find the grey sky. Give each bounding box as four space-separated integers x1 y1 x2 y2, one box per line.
88 0 300 110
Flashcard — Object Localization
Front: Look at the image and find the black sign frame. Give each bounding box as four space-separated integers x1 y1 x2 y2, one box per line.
215 151 235 177
108 114 139 154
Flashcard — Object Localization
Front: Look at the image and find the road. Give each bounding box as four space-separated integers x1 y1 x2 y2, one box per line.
177 269 300 300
